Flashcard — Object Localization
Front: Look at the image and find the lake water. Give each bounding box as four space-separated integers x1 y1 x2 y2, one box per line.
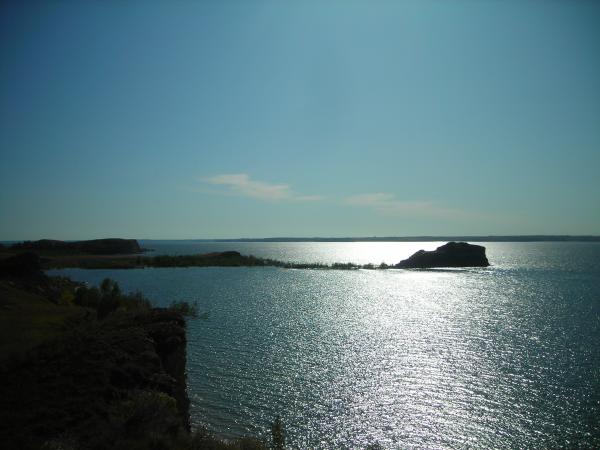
50 241 600 448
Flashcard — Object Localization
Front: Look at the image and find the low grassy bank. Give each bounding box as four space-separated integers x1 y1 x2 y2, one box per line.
0 279 86 360
2 250 389 271
0 239 393 271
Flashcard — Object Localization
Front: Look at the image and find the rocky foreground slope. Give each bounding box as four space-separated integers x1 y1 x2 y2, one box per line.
0 253 273 450
0 304 189 449
0 253 186 450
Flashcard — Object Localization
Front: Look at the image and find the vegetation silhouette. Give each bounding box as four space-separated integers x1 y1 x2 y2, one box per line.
271 416 285 450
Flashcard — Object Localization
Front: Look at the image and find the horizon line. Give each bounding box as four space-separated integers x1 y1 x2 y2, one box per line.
3 234 600 243
141 235 600 242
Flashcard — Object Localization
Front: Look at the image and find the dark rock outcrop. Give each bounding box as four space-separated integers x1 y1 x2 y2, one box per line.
396 242 490 268
75 238 142 254
0 252 44 279
0 252 69 302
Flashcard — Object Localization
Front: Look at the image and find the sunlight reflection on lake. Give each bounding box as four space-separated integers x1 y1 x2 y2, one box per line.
50 242 600 448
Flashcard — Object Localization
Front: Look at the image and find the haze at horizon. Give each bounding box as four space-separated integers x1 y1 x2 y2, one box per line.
1 0 599 240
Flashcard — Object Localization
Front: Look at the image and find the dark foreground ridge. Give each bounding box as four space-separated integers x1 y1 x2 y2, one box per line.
0 254 189 449
396 242 490 268
0 254 273 449
0 309 189 449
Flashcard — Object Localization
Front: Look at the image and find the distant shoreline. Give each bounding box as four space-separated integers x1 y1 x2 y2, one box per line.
3 236 600 246
139 235 600 243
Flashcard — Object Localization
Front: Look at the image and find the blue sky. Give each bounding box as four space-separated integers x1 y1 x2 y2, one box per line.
1 0 599 239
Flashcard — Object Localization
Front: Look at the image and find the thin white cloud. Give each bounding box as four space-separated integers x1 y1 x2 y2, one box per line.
344 192 474 220
294 195 324 202
202 174 322 202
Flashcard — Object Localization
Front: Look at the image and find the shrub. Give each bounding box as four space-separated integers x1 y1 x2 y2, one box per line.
111 390 180 436
74 286 101 309
331 262 358 270
187 427 266 450
168 301 198 318
271 416 285 450
119 291 152 312
74 279 152 318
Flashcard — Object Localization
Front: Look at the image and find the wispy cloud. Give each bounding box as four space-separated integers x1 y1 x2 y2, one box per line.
294 195 324 202
344 192 474 220
201 174 323 202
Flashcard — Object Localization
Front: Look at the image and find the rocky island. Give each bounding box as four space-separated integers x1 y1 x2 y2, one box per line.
396 242 490 268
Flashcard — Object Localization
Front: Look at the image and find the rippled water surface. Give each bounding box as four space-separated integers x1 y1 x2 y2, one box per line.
51 242 600 448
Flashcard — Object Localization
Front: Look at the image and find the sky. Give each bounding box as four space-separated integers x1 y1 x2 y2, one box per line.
1 0 599 240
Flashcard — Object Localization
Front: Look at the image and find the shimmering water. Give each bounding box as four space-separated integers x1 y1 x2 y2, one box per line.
50 242 600 448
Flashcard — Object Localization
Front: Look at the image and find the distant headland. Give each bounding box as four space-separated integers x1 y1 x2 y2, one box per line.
6 238 142 254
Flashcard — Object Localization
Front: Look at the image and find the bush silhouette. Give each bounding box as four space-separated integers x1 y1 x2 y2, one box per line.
271 416 285 450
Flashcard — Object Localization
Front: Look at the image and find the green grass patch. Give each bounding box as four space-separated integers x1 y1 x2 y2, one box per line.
0 281 86 361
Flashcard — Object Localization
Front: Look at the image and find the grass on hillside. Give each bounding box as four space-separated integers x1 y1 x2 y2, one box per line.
0 281 86 361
